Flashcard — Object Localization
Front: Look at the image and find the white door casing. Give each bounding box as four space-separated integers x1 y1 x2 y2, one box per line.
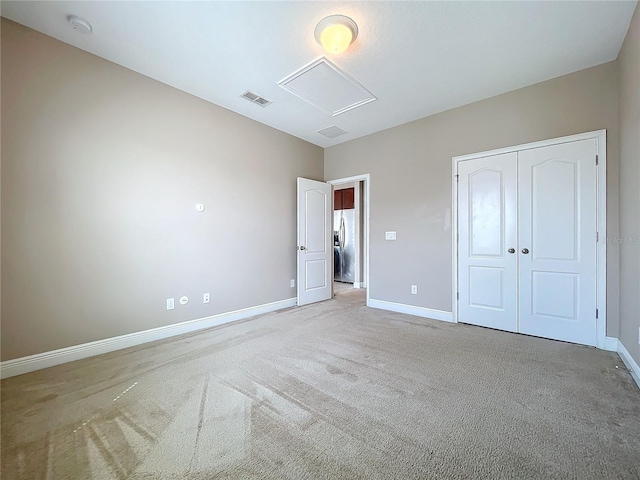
458 152 519 332
453 131 604 348
297 178 332 306
328 174 371 305
518 139 597 346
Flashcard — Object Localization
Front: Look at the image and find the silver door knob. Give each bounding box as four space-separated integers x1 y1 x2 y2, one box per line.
521 248 529 254
508 248 515 254
299 246 306 251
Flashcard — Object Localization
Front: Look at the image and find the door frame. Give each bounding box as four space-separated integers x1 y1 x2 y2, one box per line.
452 130 607 349
328 174 371 307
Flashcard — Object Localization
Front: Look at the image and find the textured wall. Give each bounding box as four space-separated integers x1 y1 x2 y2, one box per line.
325 61 621 336
617 4 640 364
1 20 323 360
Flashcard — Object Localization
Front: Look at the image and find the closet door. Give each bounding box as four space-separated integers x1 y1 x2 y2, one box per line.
517 140 597 346
458 153 518 332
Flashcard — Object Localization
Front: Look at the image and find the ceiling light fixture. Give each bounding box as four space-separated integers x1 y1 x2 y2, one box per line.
314 15 358 54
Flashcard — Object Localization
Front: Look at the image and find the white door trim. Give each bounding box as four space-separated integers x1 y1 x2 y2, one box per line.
452 130 607 349
328 174 371 307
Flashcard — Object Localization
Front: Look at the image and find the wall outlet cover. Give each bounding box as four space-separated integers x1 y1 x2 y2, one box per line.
166 298 175 310
290 279 296 288
411 285 418 295
203 293 210 304
385 231 397 240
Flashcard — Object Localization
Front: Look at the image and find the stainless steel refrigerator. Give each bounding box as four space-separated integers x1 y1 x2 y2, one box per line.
334 207 356 283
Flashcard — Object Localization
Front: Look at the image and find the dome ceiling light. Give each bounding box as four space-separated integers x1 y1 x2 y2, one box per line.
314 15 358 54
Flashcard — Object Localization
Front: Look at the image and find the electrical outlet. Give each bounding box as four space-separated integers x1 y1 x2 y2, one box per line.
385 231 397 240
166 298 175 310
411 285 418 295
290 279 295 288
203 292 210 304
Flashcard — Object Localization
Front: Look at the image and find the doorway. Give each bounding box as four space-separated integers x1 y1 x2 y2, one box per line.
328 174 370 305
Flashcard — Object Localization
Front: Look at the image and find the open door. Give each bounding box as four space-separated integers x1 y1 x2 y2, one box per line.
297 177 332 306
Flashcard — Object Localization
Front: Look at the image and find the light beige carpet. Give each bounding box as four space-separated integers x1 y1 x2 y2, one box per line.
2 289 639 479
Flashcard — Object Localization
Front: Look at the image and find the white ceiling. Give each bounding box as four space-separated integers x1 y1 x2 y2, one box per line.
1 1 637 148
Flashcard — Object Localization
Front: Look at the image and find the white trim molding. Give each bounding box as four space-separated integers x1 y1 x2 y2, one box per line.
369 298 454 323
0 297 296 379
452 130 607 349
605 336 619 352
617 340 640 390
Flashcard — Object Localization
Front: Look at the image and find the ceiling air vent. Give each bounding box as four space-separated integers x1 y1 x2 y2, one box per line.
317 125 347 138
240 91 272 107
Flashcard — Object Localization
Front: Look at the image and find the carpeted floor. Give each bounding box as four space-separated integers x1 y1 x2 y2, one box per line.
2 289 639 479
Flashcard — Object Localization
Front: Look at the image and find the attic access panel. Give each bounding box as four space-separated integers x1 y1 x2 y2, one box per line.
278 57 377 116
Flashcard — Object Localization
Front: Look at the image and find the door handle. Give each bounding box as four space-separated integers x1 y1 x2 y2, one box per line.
521 248 529 254
508 248 515 254
299 246 306 251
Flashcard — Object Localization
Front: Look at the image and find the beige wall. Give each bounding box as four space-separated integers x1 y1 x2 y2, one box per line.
0 19 324 361
325 61 621 337
617 4 640 365
2 13 635 363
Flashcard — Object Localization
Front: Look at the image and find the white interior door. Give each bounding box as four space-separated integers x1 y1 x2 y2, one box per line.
458 153 518 332
518 140 597 346
297 178 332 306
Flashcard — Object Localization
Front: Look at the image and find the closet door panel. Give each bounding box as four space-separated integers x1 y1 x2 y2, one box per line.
517 139 597 346
458 153 518 332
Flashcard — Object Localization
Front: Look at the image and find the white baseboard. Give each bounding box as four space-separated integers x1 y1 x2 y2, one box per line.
617 340 640 390
353 282 362 289
0 297 296 380
369 298 454 323
605 336 619 351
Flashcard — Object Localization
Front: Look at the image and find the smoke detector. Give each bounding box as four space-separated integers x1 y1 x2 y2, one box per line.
67 15 92 34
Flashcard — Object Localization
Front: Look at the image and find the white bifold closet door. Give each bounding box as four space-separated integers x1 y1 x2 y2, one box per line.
458 139 598 346
458 152 519 333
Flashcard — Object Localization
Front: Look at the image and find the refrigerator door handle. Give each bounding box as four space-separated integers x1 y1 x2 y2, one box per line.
340 217 345 248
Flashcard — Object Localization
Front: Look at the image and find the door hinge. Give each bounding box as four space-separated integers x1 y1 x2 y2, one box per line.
596 155 599 166
596 308 599 319
457 292 460 300
455 174 459 181
596 231 599 242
